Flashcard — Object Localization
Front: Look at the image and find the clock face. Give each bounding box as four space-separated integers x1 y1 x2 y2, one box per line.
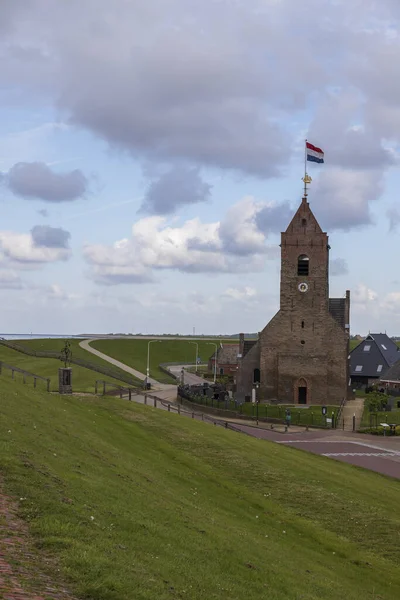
298 282 309 293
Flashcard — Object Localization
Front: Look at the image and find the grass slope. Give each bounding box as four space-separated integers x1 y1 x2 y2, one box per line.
91 338 236 382
0 343 132 393
20 338 139 384
1 379 400 600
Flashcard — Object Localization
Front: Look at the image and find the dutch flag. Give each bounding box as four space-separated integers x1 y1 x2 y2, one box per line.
306 141 324 164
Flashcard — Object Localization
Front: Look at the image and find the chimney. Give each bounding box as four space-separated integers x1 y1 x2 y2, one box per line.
239 333 245 357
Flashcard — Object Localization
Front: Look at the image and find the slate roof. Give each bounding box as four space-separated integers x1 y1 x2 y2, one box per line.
350 333 400 378
210 344 240 365
243 340 257 356
329 298 346 329
380 357 400 383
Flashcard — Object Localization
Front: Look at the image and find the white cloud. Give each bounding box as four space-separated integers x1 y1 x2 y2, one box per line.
83 197 281 284
0 231 71 264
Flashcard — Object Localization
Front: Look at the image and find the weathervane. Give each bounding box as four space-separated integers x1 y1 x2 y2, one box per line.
302 173 312 198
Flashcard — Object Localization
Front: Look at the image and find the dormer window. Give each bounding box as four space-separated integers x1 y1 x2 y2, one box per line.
297 255 309 276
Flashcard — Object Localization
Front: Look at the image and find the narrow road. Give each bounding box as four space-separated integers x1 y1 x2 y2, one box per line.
168 365 206 386
79 339 175 392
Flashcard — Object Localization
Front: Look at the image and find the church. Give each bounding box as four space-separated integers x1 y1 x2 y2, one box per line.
236 195 351 406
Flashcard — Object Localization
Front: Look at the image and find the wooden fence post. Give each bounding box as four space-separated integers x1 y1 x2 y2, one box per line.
103 381 106 395
119 388 123 398
168 404 171 412
129 389 132 401
178 405 181 414
47 379 50 392
34 378 37 388
144 395 147 405
153 397 156 407
95 381 98 394
23 374 26 384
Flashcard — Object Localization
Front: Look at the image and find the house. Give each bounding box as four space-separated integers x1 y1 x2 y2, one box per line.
350 333 400 388
208 344 240 376
380 356 400 390
236 195 351 405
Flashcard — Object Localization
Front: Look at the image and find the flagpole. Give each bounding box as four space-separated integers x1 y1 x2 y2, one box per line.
304 139 307 198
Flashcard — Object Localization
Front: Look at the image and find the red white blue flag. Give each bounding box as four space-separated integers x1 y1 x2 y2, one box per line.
306 141 324 164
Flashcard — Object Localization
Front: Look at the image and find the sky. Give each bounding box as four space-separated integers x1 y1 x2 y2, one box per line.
0 0 399 336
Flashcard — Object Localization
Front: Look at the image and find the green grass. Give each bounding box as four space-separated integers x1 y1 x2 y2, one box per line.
1 379 400 599
361 408 400 428
91 338 236 383
0 342 132 393
19 338 139 384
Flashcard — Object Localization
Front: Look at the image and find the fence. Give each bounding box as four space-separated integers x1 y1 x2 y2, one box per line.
0 339 137 387
0 361 50 391
94 379 141 399
177 385 337 429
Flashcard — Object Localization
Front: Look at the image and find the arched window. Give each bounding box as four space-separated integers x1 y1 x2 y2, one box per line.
297 254 309 276
253 368 260 383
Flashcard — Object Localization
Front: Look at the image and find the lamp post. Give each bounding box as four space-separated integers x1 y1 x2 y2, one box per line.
190 341 199 372
146 340 160 387
254 381 260 424
207 342 218 384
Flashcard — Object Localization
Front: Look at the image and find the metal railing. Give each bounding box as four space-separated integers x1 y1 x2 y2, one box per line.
0 361 50 391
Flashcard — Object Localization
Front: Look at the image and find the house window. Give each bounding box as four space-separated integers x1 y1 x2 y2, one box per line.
253 368 260 383
297 255 309 276
377 365 383 373
381 344 387 350
363 345 371 352
219 368 224 376
355 365 363 372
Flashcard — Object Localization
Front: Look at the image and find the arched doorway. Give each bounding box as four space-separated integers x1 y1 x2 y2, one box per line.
296 378 308 404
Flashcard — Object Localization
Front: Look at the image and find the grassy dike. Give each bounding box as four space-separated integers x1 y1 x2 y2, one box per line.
0 377 400 599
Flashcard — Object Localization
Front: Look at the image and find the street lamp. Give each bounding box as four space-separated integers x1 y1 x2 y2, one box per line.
207 342 218 384
190 341 199 372
146 340 161 387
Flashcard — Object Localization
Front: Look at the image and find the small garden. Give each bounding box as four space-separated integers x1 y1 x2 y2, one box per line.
360 389 400 433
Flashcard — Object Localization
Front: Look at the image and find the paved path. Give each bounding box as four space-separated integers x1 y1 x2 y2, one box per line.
342 397 365 431
79 339 176 392
168 365 206 386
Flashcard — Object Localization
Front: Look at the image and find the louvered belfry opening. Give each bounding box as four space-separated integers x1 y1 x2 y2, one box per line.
297 254 309 276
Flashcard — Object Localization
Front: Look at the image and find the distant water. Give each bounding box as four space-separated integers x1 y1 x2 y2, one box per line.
0 334 85 340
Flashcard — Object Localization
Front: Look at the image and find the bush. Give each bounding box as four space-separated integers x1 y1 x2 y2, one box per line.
365 391 387 413
359 426 400 436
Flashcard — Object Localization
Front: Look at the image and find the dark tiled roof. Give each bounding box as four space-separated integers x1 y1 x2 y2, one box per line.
350 333 400 377
380 358 400 382
210 344 240 365
329 298 346 329
243 340 257 356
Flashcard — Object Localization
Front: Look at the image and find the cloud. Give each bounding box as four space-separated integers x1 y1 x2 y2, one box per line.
0 269 24 289
255 201 294 234
83 196 278 284
0 230 71 264
31 225 71 248
4 161 88 202
330 258 349 276
312 168 384 231
37 208 49 217
139 166 212 215
387 206 400 232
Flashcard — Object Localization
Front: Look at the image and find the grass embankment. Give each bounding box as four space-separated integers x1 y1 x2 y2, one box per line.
1 379 400 599
21 338 139 383
91 338 236 383
0 341 133 393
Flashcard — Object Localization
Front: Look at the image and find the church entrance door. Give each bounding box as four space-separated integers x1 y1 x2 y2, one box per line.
298 386 307 404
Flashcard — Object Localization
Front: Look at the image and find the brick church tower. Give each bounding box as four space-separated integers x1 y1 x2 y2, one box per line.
236 196 350 405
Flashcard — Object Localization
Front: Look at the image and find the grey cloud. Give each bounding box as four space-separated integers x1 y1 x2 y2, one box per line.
37 208 49 217
0 270 24 289
93 272 154 286
139 166 212 215
312 168 383 231
31 225 71 248
255 202 294 234
6 162 87 202
387 207 400 232
330 258 349 276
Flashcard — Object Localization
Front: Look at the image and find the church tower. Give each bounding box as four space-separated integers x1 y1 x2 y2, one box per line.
236 195 350 406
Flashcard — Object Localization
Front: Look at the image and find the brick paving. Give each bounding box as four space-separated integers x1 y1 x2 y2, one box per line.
0 485 76 600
